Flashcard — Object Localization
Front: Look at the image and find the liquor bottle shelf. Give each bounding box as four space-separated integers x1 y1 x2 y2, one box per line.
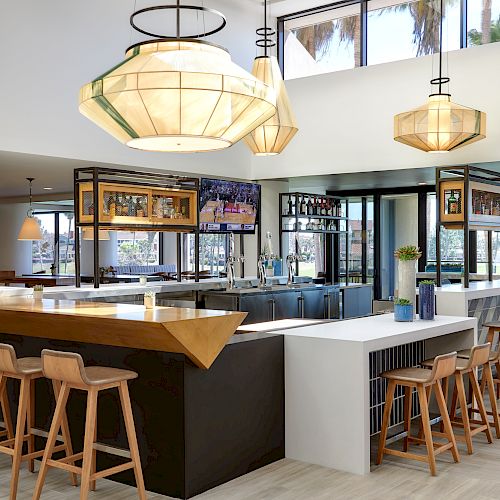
280 214 348 220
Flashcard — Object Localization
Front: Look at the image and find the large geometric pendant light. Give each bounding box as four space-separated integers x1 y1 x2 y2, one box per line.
394 0 486 152
18 178 42 241
244 0 298 155
79 1 277 153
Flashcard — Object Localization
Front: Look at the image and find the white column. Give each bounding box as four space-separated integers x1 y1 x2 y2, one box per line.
80 230 118 275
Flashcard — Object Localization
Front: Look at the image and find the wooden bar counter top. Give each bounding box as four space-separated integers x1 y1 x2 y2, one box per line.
0 297 246 369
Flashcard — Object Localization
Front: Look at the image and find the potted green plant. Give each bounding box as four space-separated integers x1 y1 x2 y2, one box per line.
418 280 435 320
144 290 156 309
394 245 421 319
394 298 413 322
33 284 44 300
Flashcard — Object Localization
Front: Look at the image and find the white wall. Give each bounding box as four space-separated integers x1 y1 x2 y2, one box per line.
0 204 33 274
80 232 118 275
251 42 500 180
0 0 261 180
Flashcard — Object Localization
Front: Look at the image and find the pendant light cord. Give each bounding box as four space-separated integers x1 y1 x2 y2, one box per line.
256 0 276 55
429 0 450 95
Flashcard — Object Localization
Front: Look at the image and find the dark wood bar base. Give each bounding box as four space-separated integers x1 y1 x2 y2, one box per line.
0 333 285 499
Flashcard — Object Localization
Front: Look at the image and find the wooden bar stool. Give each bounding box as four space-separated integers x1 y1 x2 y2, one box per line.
423 343 493 455
33 349 146 500
457 327 500 439
376 352 459 476
0 344 76 500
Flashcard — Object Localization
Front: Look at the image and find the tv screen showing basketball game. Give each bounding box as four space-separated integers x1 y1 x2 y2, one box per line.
199 178 260 233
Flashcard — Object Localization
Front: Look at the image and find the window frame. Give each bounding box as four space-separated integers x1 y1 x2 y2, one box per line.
277 0 469 77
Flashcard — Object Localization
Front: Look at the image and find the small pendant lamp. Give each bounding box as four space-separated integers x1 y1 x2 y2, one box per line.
394 0 486 152
244 0 298 155
18 178 43 241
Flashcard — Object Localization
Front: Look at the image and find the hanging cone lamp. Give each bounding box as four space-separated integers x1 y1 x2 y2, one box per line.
79 1 277 153
18 178 42 241
394 0 486 152
244 0 298 155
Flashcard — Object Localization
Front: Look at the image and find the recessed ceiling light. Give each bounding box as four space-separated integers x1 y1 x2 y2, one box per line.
418 182 428 186
42 187 54 190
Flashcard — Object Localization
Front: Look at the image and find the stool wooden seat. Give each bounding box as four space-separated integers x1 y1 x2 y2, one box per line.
422 343 493 454
33 349 146 500
0 344 76 500
376 352 460 476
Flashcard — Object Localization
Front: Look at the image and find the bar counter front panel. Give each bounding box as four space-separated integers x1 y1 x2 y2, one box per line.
0 299 284 499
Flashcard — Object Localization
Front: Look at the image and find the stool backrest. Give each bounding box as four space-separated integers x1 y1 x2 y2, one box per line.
0 343 18 374
427 351 457 382
466 343 491 370
41 349 87 386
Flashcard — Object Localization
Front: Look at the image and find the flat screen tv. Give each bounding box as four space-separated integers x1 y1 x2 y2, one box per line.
199 178 261 233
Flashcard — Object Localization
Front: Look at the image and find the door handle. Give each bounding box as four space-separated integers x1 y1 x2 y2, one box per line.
268 299 276 321
324 294 329 319
298 296 304 318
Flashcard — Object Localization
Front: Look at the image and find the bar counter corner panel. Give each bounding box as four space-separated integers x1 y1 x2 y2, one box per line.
0 300 283 499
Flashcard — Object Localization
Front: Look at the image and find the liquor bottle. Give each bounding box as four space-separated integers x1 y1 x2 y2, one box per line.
321 199 326 216
448 190 458 215
327 200 333 216
306 217 312 231
88 201 94 216
136 198 144 217
287 195 293 216
495 199 500 217
312 197 318 216
300 195 306 215
108 194 116 217
127 196 134 216
122 194 129 216
307 197 313 216
115 194 123 216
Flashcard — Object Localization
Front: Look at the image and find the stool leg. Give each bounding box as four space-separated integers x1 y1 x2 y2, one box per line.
32 382 71 500
403 386 412 452
417 384 436 476
118 381 146 500
0 374 13 440
439 377 449 434
376 379 396 466
27 378 35 473
470 369 493 443
90 419 97 491
456 373 474 454
435 379 460 463
10 377 30 500
52 380 78 486
80 387 98 500
483 363 500 439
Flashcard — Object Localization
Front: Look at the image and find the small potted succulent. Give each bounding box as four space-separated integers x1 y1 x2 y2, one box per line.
418 280 435 320
144 291 156 309
139 275 148 286
394 298 413 322
33 284 44 300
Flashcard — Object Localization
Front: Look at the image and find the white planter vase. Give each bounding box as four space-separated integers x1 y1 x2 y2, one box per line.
398 259 417 317
33 290 44 301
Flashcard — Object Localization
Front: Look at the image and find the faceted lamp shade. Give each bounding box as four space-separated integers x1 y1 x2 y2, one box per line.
18 216 42 241
79 40 277 153
394 94 486 152
82 229 110 241
244 56 298 155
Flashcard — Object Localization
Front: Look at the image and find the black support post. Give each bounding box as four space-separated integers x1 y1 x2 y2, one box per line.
361 197 367 283
488 230 494 281
373 194 382 299
177 233 182 283
93 167 100 288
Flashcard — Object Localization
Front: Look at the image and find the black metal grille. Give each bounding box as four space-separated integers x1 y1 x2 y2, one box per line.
369 341 425 436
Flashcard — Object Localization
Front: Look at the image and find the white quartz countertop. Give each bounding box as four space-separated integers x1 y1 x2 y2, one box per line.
267 314 477 351
430 280 500 300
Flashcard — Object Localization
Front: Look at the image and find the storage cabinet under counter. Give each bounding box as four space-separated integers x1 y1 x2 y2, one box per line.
201 286 341 325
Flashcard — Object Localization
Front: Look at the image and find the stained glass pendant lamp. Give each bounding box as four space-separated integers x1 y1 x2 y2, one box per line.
18 178 43 241
244 0 298 155
394 0 486 152
79 1 277 153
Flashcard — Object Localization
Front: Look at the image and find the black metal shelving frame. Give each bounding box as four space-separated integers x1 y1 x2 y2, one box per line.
74 166 200 288
278 192 350 283
436 165 500 288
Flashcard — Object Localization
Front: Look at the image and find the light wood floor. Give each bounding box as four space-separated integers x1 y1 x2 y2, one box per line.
1 430 499 499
